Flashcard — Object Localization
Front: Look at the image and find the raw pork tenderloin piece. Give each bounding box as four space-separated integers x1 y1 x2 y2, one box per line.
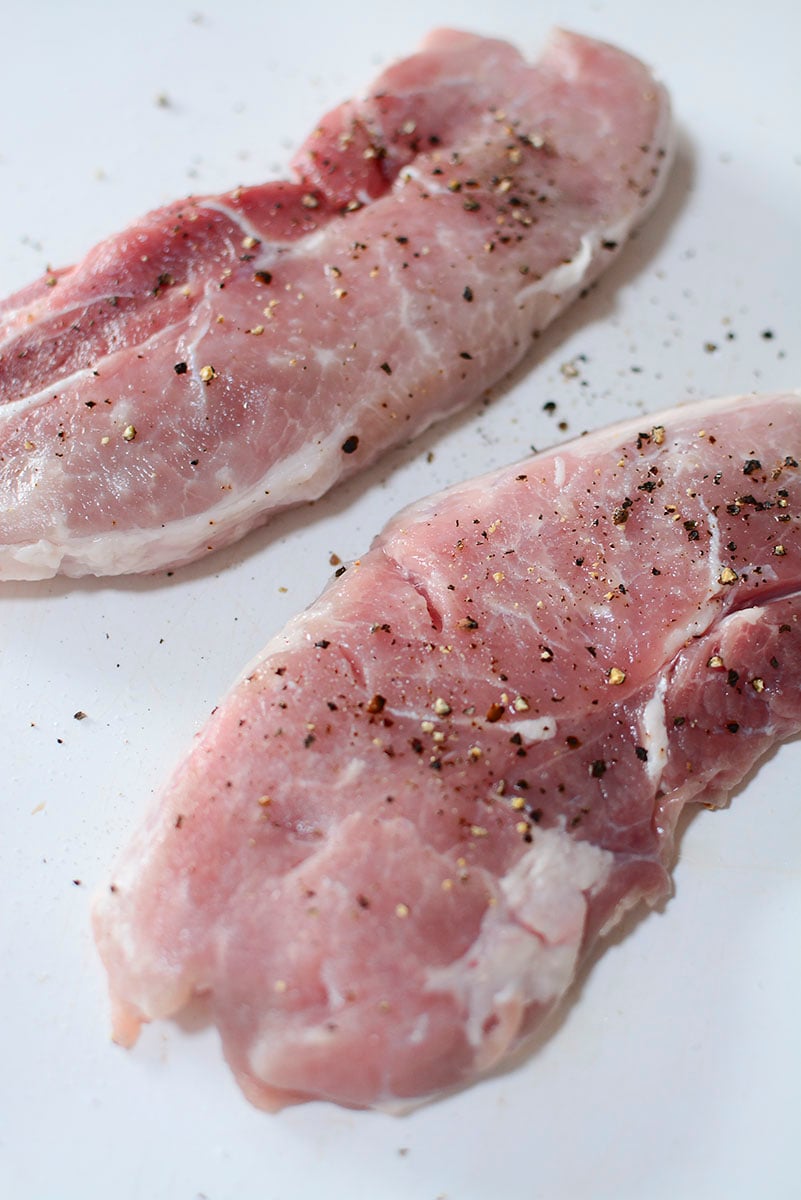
94 391 801 1110
0 29 672 579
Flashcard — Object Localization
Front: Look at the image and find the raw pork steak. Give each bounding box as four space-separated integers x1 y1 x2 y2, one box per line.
94 391 801 1110
0 29 671 579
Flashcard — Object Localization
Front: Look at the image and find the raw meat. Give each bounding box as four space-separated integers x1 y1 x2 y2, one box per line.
94 390 801 1110
0 29 671 579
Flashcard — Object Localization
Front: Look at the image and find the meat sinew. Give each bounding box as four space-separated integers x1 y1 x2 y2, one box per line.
94 391 801 1111
0 29 671 579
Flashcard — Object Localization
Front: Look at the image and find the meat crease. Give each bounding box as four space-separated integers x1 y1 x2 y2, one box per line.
94 391 801 1110
0 29 671 578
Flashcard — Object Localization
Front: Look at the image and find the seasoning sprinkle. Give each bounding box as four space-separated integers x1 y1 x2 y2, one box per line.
199 364 217 383
433 697 452 716
395 903 410 918
122 424 137 442
718 566 738 585
607 667 626 685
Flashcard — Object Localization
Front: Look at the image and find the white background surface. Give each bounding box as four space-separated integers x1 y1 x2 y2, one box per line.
1 2 800 1197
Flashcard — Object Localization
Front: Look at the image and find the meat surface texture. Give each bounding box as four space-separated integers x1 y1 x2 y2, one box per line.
94 391 801 1111
0 29 671 579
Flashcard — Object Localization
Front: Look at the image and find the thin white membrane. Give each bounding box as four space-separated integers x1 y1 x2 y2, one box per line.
639 675 668 786
0 362 102 422
200 200 281 250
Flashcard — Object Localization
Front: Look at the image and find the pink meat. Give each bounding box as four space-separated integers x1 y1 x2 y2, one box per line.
94 391 801 1111
0 29 671 579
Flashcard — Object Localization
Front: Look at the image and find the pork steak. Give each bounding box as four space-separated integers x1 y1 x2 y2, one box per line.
94 390 801 1110
0 28 671 578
